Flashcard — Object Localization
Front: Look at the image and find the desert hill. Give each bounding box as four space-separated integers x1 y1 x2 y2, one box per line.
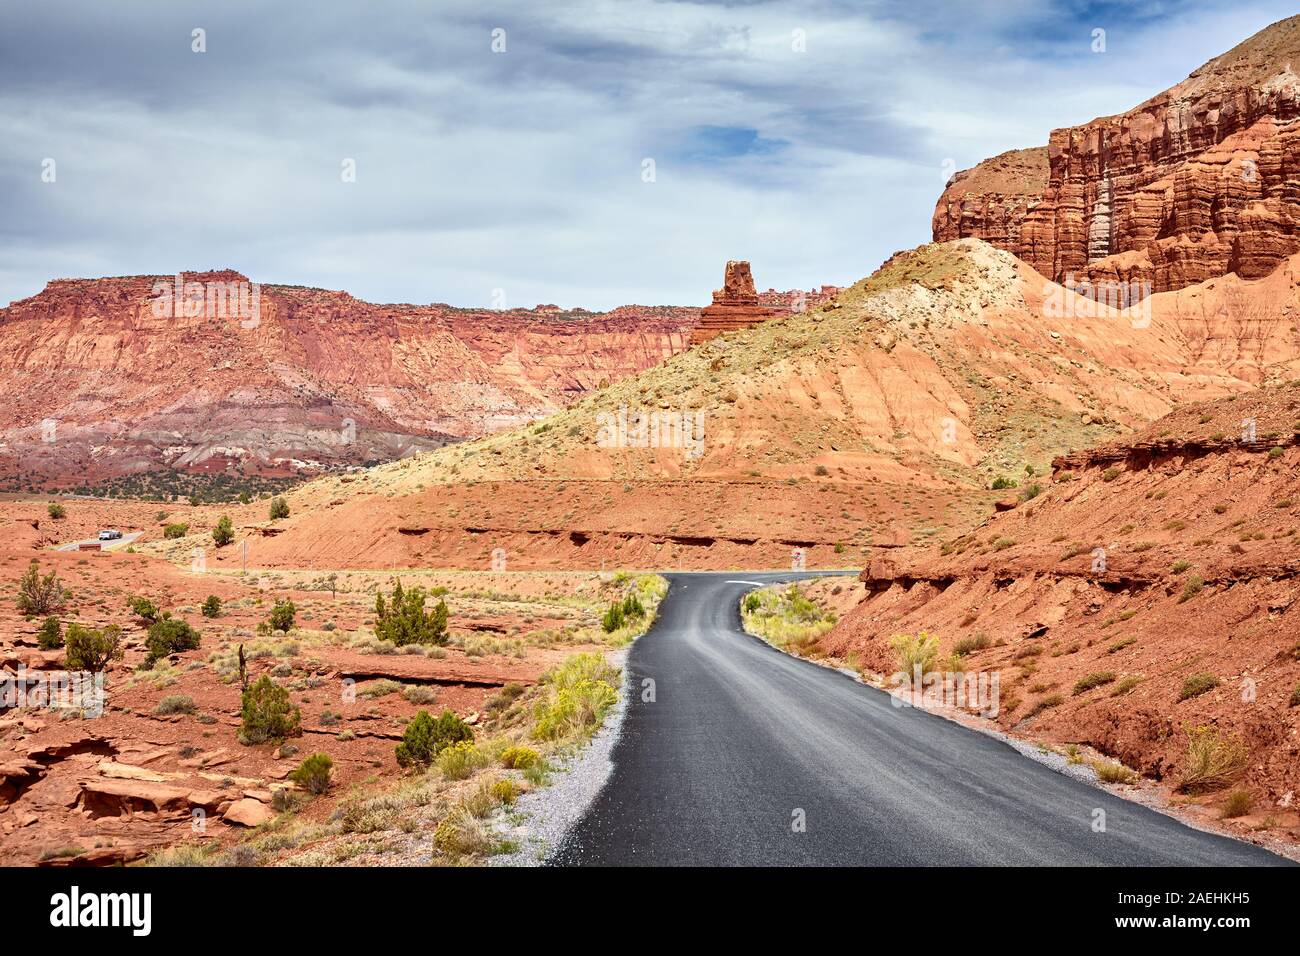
230 238 1300 570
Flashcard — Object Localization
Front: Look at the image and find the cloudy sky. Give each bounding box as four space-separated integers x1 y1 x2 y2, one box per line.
2 0 1296 310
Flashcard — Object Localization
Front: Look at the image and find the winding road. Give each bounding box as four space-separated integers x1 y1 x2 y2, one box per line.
551 572 1289 866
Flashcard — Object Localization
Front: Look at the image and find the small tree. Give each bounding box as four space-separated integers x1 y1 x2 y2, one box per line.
64 624 124 672
128 595 160 625
601 602 625 633
374 580 448 646
212 515 234 547
291 753 334 794
267 598 296 633
144 616 201 665
269 496 290 520
239 675 302 745
36 616 63 651
46 502 66 519
201 595 222 618
16 561 67 617
395 709 473 768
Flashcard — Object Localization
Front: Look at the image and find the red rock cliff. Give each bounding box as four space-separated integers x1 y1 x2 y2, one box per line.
933 14 1300 295
0 271 698 484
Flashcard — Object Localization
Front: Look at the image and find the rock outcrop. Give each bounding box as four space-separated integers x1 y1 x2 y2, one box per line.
689 261 787 344
933 14 1300 296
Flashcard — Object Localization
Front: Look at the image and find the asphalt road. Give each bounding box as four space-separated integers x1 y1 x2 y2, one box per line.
551 572 1289 866
54 531 142 552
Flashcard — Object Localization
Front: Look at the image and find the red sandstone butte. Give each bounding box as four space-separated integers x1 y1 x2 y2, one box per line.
933 14 1300 296
689 261 836 344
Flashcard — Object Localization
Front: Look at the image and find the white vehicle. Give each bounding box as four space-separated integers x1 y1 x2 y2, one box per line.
97 529 123 541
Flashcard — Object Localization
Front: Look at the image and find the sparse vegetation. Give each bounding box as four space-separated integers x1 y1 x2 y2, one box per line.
890 632 941 678
1178 673 1219 701
212 515 235 547
1220 788 1253 819
269 496 290 520
1177 574 1204 603
239 675 302 745
1179 725 1248 793
953 632 991 657
16 561 68 617
154 694 196 716
145 617 202 665
741 583 837 651
395 709 473 768
36 616 63 651
64 624 124 672
291 753 333 794
1073 671 1116 695
163 522 190 539
266 599 296 633
531 652 620 743
373 580 449 646
1092 760 1138 785
46 502 66 519
201 595 223 618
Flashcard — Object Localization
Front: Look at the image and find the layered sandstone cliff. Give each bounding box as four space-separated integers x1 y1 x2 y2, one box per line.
0 271 697 485
934 14 1300 295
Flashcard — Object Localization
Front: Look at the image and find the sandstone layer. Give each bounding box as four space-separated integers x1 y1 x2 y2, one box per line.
0 271 698 487
934 15 1300 296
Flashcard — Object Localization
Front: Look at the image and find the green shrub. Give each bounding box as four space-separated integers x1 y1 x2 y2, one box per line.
1111 675 1143 697
743 593 760 612
436 740 485 780
491 778 519 806
163 522 190 539
16 561 67 617
1171 559 1191 573
145 617 201 664
601 602 625 633
201 595 222 618
991 476 1018 490
269 496 290 520
1019 482 1043 502
267 599 296 633
154 694 196 716
1268 446 1284 459
1178 673 1219 701
36 616 63 651
47 502 66 519
212 515 234 547
128 595 161 624
500 745 539 770
1290 683 1300 708
395 709 473 768
1178 574 1204 603
1073 671 1117 695
290 753 333 794
1024 693 1064 718
239 675 302 745
64 624 124 672
1102 467 1121 482
532 653 620 742
621 592 644 618
373 580 448 646
952 633 990 657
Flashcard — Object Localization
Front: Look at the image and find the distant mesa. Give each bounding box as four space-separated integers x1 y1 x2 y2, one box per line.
689 260 839 345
